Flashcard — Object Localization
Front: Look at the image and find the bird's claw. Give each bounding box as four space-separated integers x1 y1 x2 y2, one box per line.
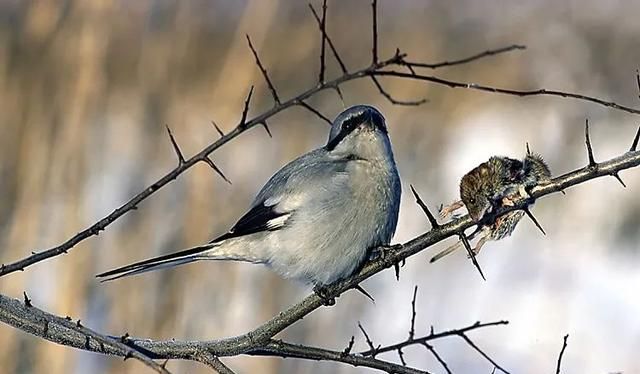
313 285 336 306
371 244 402 262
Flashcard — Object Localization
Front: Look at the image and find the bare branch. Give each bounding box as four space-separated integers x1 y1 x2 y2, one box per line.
422 343 452 374
166 125 186 165
0 294 171 374
309 3 348 74
408 286 418 340
403 45 526 70
358 322 378 354
371 0 378 64
410 184 440 229
246 36 280 105
252 340 429 374
318 0 327 83
298 101 333 125
555 334 569 374
372 70 640 115
371 75 427 106
360 320 509 358
459 333 510 374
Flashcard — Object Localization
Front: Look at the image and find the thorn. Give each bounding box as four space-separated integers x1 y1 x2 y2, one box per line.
161 359 169 369
202 157 232 184
124 351 134 361
584 119 596 167
342 336 355 357
239 86 254 128
612 172 626 187
23 291 32 307
65 316 72 321
259 121 273 138
211 120 224 138
165 125 185 165
410 184 440 229
459 233 486 281
246 35 280 105
523 206 546 235
371 0 378 64
333 86 346 107
630 125 640 152
354 285 375 304
559 189 566 195
394 262 400 281
76 319 82 327
298 101 332 125
636 69 640 100
526 142 531 156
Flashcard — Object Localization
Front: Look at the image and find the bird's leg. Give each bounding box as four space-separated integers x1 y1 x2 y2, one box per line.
370 243 403 280
313 285 336 306
370 243 403 261
439 200 465 219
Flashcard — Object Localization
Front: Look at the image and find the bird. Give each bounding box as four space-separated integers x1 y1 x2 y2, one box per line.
97 105 402 286
431 151 551 263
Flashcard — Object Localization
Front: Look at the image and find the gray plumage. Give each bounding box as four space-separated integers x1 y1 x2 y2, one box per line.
97 105 401 286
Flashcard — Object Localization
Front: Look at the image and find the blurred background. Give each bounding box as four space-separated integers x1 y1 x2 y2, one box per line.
1 0 640 373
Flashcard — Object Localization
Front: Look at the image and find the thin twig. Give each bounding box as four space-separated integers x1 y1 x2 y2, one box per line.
371 0 378 64
246 35 281 105
309 3 348 74
555 334 569 374
318 0 327 83
373 70 640 115
409 286 418 340
371 75 427 106
403 45 526 70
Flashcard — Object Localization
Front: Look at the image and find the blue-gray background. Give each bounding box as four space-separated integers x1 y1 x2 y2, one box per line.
1 1 639 373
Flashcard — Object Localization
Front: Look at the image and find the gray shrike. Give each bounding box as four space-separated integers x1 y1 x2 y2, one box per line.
97 105 401 286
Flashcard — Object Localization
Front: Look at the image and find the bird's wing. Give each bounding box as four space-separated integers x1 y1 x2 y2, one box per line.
212 149 351 243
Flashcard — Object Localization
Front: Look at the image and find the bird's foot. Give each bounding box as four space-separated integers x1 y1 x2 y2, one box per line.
370 243 403 262
313 285 336 306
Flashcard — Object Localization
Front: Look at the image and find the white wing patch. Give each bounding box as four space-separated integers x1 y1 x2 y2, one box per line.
266 213 291 230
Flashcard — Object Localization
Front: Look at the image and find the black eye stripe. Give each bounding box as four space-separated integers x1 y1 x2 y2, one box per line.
326 112 367 150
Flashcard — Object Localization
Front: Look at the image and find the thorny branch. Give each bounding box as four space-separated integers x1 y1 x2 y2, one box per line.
2 1 640 277
1 0 640 373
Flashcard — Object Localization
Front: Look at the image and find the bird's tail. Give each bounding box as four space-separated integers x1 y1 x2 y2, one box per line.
96 238 261 282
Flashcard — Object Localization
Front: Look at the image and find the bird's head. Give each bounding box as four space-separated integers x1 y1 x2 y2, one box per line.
326 105 392 161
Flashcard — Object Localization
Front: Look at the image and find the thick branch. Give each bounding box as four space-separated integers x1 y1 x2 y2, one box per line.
2 148 638 367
